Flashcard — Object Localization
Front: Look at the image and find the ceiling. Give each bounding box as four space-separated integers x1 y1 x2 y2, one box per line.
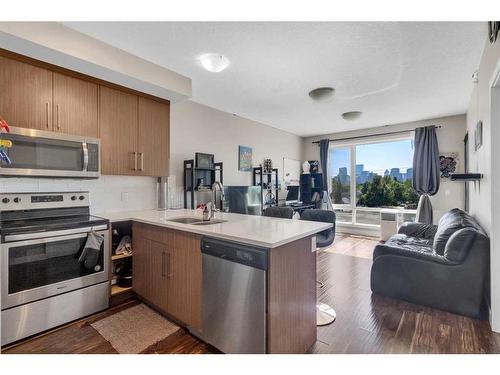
64 22 486 137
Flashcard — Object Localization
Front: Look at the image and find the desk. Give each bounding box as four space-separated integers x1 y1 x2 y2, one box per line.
286 202 317 215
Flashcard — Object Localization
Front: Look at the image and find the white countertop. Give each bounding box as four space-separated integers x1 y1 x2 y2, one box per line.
102 209 331 248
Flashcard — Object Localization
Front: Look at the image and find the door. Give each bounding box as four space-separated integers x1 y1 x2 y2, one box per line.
137 97 170 176
132 226 169 312
99 85 138 175
166 230 202 330
0 56 52 130
53 72 98 137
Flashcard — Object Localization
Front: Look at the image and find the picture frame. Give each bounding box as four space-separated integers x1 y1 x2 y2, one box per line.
439 152 459 178
474 120 483 151
238 145 252 172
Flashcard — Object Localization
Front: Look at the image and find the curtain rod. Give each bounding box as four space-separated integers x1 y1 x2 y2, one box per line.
311 125 442 144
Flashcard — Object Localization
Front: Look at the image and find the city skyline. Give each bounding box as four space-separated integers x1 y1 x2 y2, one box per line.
329 139 414 180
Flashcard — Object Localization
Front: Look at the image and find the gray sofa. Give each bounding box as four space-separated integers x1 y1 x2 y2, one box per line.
371 208 490 318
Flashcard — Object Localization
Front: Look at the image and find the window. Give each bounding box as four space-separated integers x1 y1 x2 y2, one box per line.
328 136 418 226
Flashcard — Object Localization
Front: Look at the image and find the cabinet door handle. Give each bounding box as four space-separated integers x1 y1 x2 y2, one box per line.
56 104 60 130
161 251 166 277
166 252 172 278
46 102 50 128
131 152 138 171
139 152 144 171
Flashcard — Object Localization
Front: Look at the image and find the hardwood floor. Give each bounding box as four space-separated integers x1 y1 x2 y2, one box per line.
323 233 380 260
3 235 500 354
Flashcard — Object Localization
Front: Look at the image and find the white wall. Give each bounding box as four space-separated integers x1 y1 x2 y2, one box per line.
466 36 500 332
0 175 158 215
303 115 467 224
170 100 303 198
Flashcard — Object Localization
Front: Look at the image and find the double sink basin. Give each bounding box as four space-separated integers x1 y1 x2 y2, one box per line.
167 217 227 226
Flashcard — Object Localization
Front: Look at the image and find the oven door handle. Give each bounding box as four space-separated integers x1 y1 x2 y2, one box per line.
3 225 108 242
82 142 89 172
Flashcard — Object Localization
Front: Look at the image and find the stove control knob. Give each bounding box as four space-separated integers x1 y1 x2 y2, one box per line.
79 195 85 201
13 197 20 203
71 196 77 201
2 198 10 204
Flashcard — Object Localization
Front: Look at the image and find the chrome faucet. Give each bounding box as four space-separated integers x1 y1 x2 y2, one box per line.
211 181 225 217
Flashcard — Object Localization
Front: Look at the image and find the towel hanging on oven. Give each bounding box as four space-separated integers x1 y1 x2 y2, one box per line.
78 231 104 270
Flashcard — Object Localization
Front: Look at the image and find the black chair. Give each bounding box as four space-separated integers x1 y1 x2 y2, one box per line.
300 209 336 247
300 209 337 325
262 206 294 219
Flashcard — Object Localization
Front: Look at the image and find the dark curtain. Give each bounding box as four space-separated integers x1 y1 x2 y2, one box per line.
319 138 330 192
412 126 440 224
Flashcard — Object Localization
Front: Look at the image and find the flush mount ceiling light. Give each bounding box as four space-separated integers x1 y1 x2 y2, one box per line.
308 87 335 102
199 53 230 73
341 111 363 121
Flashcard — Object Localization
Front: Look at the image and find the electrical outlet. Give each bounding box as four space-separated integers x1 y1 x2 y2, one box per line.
121 192 129 202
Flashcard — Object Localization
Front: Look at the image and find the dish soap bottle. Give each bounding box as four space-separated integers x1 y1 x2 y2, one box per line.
202 204 210 221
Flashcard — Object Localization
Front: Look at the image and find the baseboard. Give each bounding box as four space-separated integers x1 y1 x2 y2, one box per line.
337 224 380 238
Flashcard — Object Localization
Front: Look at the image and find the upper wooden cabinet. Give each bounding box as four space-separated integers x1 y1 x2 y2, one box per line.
99 86 139 175
138 97 170 176
53 73 98 137
0 56 52 130
99 86 170 177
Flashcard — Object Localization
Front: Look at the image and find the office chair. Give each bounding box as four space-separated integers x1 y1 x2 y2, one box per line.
262 206 294 219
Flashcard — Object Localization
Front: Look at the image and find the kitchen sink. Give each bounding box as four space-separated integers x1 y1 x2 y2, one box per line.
192 219 227 225
167 217 227 225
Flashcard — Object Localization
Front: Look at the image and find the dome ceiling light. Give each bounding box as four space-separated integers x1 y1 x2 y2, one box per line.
199 53 230 73
308 87 335 102
341 111 363 121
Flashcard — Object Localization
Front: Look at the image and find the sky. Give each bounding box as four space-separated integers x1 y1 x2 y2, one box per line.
329 139 414 176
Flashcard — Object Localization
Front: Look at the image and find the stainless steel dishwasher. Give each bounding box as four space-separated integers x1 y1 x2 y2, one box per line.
201 237 268 354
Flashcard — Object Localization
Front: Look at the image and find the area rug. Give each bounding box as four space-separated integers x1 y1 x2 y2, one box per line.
91 303 180 354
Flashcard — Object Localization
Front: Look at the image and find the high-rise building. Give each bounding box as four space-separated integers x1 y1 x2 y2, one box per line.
390 168 402 181
338 167 350 184
356 164 364 176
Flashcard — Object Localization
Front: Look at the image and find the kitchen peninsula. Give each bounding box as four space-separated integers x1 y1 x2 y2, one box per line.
104 209 331 354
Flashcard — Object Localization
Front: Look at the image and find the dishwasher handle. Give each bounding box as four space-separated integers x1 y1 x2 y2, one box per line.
201 237 268 270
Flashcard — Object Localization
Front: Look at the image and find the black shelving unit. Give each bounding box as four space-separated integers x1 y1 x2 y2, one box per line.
184 159 223 209
299 173 323 206
253 166 279 207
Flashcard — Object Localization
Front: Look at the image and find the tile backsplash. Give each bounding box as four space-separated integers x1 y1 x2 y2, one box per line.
0 175 158 215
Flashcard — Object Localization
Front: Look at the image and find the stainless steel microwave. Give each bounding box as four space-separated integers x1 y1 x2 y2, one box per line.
0 127 100 178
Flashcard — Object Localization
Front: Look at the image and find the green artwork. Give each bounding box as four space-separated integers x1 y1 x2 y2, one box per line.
238 145 252 172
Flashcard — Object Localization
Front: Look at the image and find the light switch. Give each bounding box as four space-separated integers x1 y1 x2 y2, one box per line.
121 192 129 202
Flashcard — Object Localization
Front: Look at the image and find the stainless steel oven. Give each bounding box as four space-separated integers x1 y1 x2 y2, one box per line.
1 226 109 310
1 192 109 345
0 127 100 178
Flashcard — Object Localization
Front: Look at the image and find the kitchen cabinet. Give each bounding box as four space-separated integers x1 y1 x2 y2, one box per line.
0 56 52 130
137 96 170 176
132 223 202 330
166 230 202 330
100 87 170 176
132 226 169 312
99 86 139 175
0 52 170 176
53 72 98 137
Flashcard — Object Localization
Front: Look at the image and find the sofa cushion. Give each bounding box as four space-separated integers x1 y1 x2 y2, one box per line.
433 208 482 255
443 228 477 263
386 233 433 251
373 234 434 259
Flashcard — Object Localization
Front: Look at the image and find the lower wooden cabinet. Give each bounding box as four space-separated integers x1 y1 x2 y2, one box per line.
132 223 202 330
